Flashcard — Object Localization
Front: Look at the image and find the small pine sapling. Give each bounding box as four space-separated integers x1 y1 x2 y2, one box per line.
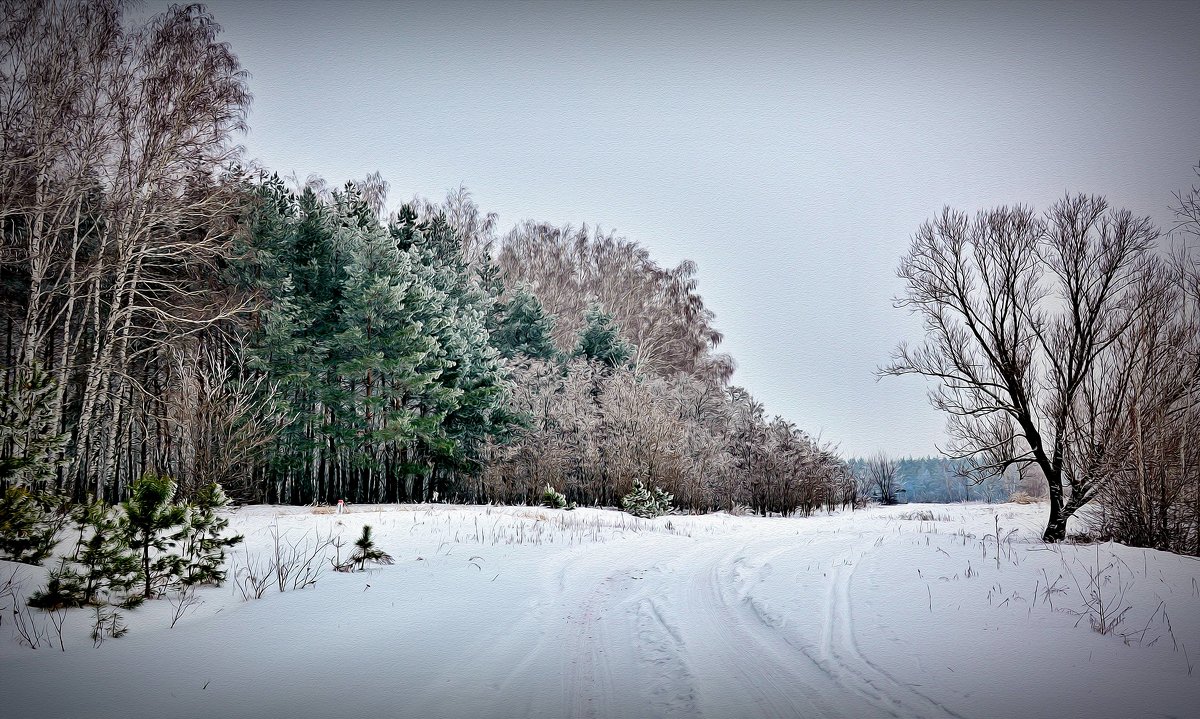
29 499 138 609
90 605 128 647
337 525 394 572
120 474 187 598
181 483 243 587
621 480 674 518
74 499 139 603
541 484 567 509
27 557 86 609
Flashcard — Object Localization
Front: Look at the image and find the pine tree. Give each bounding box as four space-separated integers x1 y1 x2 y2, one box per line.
28 498 138 608
475 252 507 336
27 557 87 610
335 213 443 501
541 484 568 509
621 480 674 518
237 182 515 505
0 486 69 564
339 524 394 571
390 205 510 501
121 474 187 598
494 285 559 361
182 483 243 586
72 499 139 604
573 303 633 369
0 362 68 488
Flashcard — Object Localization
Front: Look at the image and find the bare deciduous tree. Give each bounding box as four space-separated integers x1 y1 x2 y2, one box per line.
497 221 731 382
884 195 1160 541
1 1 254 500
865 452 900 505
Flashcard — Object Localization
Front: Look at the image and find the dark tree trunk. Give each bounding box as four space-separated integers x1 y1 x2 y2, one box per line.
1043 476 1067 542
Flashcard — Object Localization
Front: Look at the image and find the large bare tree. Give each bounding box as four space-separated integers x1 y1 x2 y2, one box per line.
883 195 1159 541
497 221 733 382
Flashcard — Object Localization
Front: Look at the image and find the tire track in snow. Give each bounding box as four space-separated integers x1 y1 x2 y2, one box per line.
634 596 700 717
680 541 839 719
561 547 699 719
819 543 966 719
537 527 967 719
566 571 618 719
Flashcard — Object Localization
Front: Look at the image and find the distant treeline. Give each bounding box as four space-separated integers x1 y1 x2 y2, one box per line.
846 456 1042 504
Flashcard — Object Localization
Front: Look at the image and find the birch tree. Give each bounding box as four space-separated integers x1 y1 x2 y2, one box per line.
1 1 251 500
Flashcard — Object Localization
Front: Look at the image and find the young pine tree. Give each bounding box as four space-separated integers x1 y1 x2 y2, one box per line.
121 474 187 598
494 285 559 361
343 524 394 571
29 499 138 609
0 486 66 564
621 480 674 518
182 483 243 587
0 362 68 488
541 484 568 509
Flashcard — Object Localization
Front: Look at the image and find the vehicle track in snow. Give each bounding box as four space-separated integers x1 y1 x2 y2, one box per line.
816 541 966 719
547 530 959 718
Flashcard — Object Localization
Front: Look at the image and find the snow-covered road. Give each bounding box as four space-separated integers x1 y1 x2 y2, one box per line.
3 504 1198 718
529 530 959 719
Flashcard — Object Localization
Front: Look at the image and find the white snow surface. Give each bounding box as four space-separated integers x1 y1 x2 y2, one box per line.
2 502 1198 719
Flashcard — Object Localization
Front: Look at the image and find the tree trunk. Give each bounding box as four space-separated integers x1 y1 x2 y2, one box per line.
1043 474 1067 542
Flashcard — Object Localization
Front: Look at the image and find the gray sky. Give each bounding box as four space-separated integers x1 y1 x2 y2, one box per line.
198 0 1200 458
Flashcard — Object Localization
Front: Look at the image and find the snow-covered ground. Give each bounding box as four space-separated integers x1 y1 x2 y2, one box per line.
2 502 1198 719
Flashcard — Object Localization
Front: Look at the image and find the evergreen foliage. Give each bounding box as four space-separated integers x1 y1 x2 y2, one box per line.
120 474 188 599
182 483 243 586
91 606 130 645
29 499 138 608
340 524 395 571
541 484 568 509
30 480 242 613
27 557 87 610
494 285 559 361
0 363 68 488
573 303 633 369
0 486 70 564
235 182 511 505
621 480 674 518
73 500 140 604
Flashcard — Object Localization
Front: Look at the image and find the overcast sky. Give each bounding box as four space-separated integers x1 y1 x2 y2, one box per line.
195 0 1200 458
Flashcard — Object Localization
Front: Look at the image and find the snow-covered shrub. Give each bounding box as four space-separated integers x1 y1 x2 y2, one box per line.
621 480 673 518
541 484 567 509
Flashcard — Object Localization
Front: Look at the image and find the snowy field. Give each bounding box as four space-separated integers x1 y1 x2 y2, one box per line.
2 502 1198 719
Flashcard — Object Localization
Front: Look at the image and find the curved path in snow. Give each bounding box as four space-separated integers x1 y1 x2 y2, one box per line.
488 526 964 719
